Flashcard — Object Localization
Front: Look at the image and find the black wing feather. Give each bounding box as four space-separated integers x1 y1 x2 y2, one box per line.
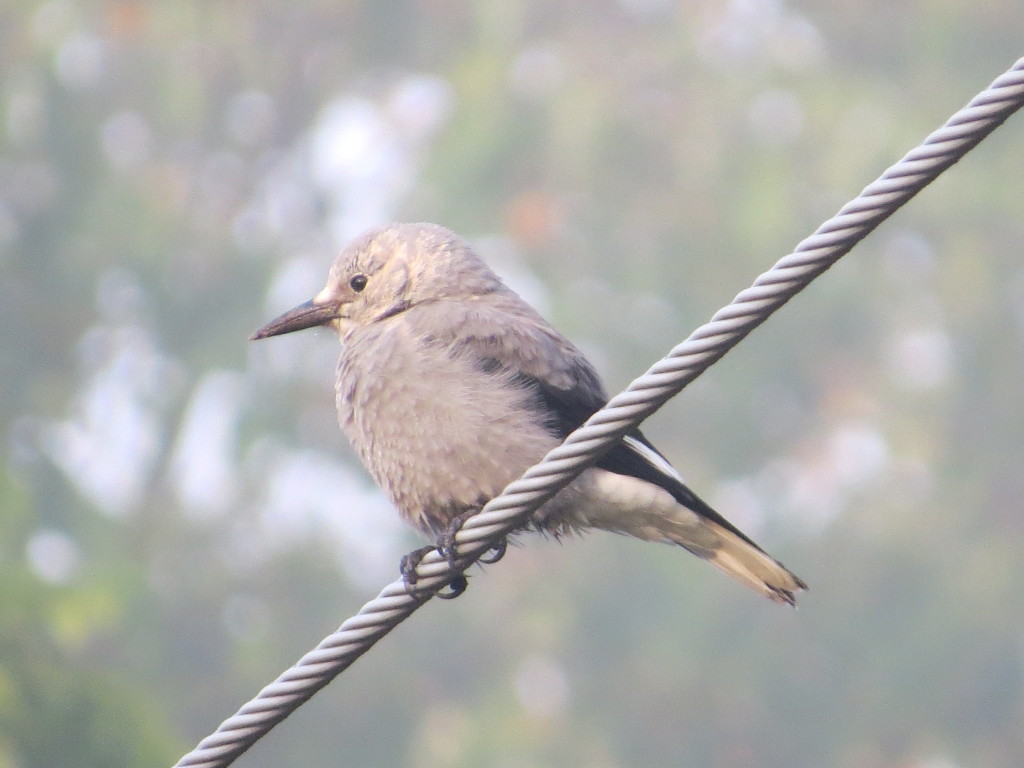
502 367 766 551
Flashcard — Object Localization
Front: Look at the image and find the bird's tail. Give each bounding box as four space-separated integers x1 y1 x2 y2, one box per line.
563 469 806 605
663 516 806 605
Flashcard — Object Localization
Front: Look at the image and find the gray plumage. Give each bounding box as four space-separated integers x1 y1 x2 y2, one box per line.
252 223 806 604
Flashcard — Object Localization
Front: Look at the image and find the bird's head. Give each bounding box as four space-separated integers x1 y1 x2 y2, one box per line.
250 222 503 341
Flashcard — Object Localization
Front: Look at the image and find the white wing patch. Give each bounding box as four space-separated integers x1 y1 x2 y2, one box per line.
622 435 686 484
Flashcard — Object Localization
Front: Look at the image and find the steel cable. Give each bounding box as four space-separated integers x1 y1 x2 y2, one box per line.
173 56 1024 768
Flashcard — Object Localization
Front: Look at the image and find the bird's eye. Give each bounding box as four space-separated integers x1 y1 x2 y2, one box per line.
349 274 368 292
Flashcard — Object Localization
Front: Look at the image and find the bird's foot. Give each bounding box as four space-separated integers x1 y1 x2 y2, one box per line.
437 510 508 567
398 510 507 601
399 545 469 600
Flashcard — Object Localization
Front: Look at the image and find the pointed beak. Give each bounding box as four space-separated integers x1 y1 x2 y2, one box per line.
250 299 338 340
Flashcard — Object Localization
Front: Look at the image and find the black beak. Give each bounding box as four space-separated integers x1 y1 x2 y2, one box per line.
250 299 338 340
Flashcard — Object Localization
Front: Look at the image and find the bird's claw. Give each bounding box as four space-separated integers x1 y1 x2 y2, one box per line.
437 508 507 563
399 545 433 589
434 574 468 599
399 544 469 599
478 537 507 564
439 510 509 570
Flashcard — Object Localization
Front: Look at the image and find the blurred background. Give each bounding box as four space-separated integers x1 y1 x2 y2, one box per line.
2 2 1024 767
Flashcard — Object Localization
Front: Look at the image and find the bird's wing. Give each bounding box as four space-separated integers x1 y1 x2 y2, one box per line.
413 296 610 426
521 367 765 550
422 298 764 549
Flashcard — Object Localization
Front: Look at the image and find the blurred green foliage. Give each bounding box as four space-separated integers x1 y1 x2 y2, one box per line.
2 1 1023 767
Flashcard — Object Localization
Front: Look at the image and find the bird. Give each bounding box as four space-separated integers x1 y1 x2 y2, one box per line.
251 223 806 604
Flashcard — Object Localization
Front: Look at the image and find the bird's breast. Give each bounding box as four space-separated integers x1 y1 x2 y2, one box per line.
335 327 557 538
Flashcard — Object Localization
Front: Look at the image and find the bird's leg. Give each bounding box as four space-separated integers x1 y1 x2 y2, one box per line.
399 545 469 600
437 509 508 568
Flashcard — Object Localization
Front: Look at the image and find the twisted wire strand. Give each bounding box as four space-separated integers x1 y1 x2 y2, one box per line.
173 57 1024 768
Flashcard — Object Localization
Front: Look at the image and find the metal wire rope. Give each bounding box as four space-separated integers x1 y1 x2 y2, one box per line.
173 56 1024 768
